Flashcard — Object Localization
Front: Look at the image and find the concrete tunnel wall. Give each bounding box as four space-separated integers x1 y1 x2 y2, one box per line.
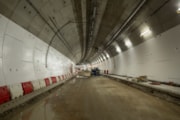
95 24 180 84
0 10 180 106
0 14 75 87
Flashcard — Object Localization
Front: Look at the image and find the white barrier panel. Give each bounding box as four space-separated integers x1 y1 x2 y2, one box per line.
49 77 52 84
65 75 67 80
58 76 61 81
56 76 60 82
60 75 63 81
32 80 41 90
39 79 46 88
8 83 23 99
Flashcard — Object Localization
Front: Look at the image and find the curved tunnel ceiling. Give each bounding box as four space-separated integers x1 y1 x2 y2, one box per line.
0 0 180 64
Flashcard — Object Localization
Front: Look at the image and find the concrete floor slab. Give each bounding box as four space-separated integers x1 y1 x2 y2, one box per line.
2 76 180 120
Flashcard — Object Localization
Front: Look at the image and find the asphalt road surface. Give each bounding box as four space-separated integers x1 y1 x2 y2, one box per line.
3 76 180 120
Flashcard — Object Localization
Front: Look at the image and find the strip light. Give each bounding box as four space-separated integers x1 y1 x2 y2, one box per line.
177 7 180 14
116 45 121 53
106 53 110 58
140 27 152 37
102 54 106 60
99 57 103 62
125 39 132 48
104 52 110 58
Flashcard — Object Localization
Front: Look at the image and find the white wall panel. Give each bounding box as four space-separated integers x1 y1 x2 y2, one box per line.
3 35 36 84
3 35 24 60
5 20 28 42
0 14 75 86
0 58 5 86
0 37 3 58
4 59 35 84
106 58 114 73
0 14 8 37
33 48 50 79
0 15 8 86
105 24 180 84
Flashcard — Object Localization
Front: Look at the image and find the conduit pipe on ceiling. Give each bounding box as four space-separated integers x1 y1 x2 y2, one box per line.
91 0 147 62
104 0 147 49
81 1 97 63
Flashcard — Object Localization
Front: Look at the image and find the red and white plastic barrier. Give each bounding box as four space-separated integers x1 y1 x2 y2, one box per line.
8 83 23 99
0 86 11 105
44 78 50 86
51 77 57 84
32 80 41 90
0 74 75 106
39 79 46 88
21 81 33 95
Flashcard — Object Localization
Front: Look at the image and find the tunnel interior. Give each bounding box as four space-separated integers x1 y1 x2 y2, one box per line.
0 0 180 120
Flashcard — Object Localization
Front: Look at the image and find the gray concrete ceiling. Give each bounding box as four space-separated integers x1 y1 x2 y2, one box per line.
0 0 180 64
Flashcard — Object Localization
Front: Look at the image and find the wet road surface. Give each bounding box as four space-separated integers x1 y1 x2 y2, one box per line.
3 76 180 120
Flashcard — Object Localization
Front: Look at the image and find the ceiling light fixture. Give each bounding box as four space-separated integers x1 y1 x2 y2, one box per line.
113 42 121 53
103 55 106 60
106 53 110 58
177 7 180 14
140 27 152 37
116 45 121 53
99 57 103 62
125 39 132 48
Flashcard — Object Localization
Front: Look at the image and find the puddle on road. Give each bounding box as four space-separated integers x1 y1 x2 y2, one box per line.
76 75 89 79
69 78 77 84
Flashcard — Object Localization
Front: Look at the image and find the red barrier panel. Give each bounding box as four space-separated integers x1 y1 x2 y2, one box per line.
0 86 11 105
21 82 33 95
51 77 57 84
44 78 50 86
